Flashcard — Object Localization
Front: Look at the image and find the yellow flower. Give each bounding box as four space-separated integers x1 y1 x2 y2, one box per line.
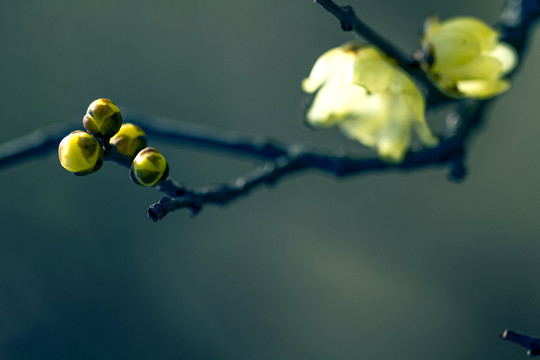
421 16 518 98
303 41 438 163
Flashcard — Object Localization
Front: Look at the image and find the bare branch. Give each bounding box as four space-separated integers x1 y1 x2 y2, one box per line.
499 0 540 54
501 329 540 356
147 99 486 220
313 0 411 69
0 121 76 170
123 110 289 161
148 157 302 221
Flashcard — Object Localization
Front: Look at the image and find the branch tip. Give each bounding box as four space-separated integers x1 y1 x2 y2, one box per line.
147 196 173 222
501 329 540 357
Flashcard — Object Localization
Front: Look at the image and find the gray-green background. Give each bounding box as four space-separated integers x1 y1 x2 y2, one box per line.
1 0 539 359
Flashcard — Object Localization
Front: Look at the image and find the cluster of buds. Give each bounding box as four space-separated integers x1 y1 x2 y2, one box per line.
303 16 517 163
58 98 169 187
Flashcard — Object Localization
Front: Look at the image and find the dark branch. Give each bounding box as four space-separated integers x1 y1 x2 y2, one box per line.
0 121 76 170
0 112 293 173
0 97 496 222
313 0 451 105
123 110 289 161
501 329 540 356
313 0 411 69
147 98 486 220
312 0 540 105
0 0 537 221
148 157 304 221
499 0 540 54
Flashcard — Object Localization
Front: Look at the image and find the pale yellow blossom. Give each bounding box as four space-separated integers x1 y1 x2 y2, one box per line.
303 41 438 163
421 16 517 98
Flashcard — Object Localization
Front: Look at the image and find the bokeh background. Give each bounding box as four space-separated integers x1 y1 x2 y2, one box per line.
1 0 539 359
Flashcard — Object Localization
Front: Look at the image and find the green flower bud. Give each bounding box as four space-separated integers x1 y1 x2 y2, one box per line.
109 123 147 159
58 130 104 175
83 98 123 138
129 147 169 187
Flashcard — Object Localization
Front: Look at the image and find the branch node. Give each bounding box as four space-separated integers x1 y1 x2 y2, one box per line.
501 328 540 356
189 202 202 217
447 152 467 182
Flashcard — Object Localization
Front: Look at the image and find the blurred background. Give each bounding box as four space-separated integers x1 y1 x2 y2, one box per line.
0 0 539 359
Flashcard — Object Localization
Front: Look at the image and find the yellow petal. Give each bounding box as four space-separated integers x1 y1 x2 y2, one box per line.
489 42 518 74
350 47 396 93
338 93 388 143
338 93 413 163
438 55 503 82
430 30 481 69
305 82 369 127
352 58 395 93
432 17 499 51
456 79 510 98
302 45 357 93
400 83 439 147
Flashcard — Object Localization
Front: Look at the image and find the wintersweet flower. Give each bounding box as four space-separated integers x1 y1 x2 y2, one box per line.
421 16 518 99
302 41 438 163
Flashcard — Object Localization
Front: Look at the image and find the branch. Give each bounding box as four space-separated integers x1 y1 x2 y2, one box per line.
0 98 492 222
0 0 537 222
147 99 486 220
499 0 540 54
313 0 411 69
148 157 303 221
0 121 77 170
0 112 292 172
313 0 452 105
312 0 540 105
312 0 449 103
501 329 540 356
123 110 289 161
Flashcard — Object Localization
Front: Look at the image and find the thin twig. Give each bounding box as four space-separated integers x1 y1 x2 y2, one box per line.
501 329 540 356
148 156 302 221
0 121 77 170
313 0 411 69
147 99 485 220
123 110 289 161
313 0 449 105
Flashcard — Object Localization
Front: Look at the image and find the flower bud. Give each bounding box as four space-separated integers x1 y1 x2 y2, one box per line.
109 123 147 159
129 147 169 187
58 130 103 175
83 98 123 138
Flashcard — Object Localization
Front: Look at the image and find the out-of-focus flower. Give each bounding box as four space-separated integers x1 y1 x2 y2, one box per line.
420 16 517 99
302 41 438 163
